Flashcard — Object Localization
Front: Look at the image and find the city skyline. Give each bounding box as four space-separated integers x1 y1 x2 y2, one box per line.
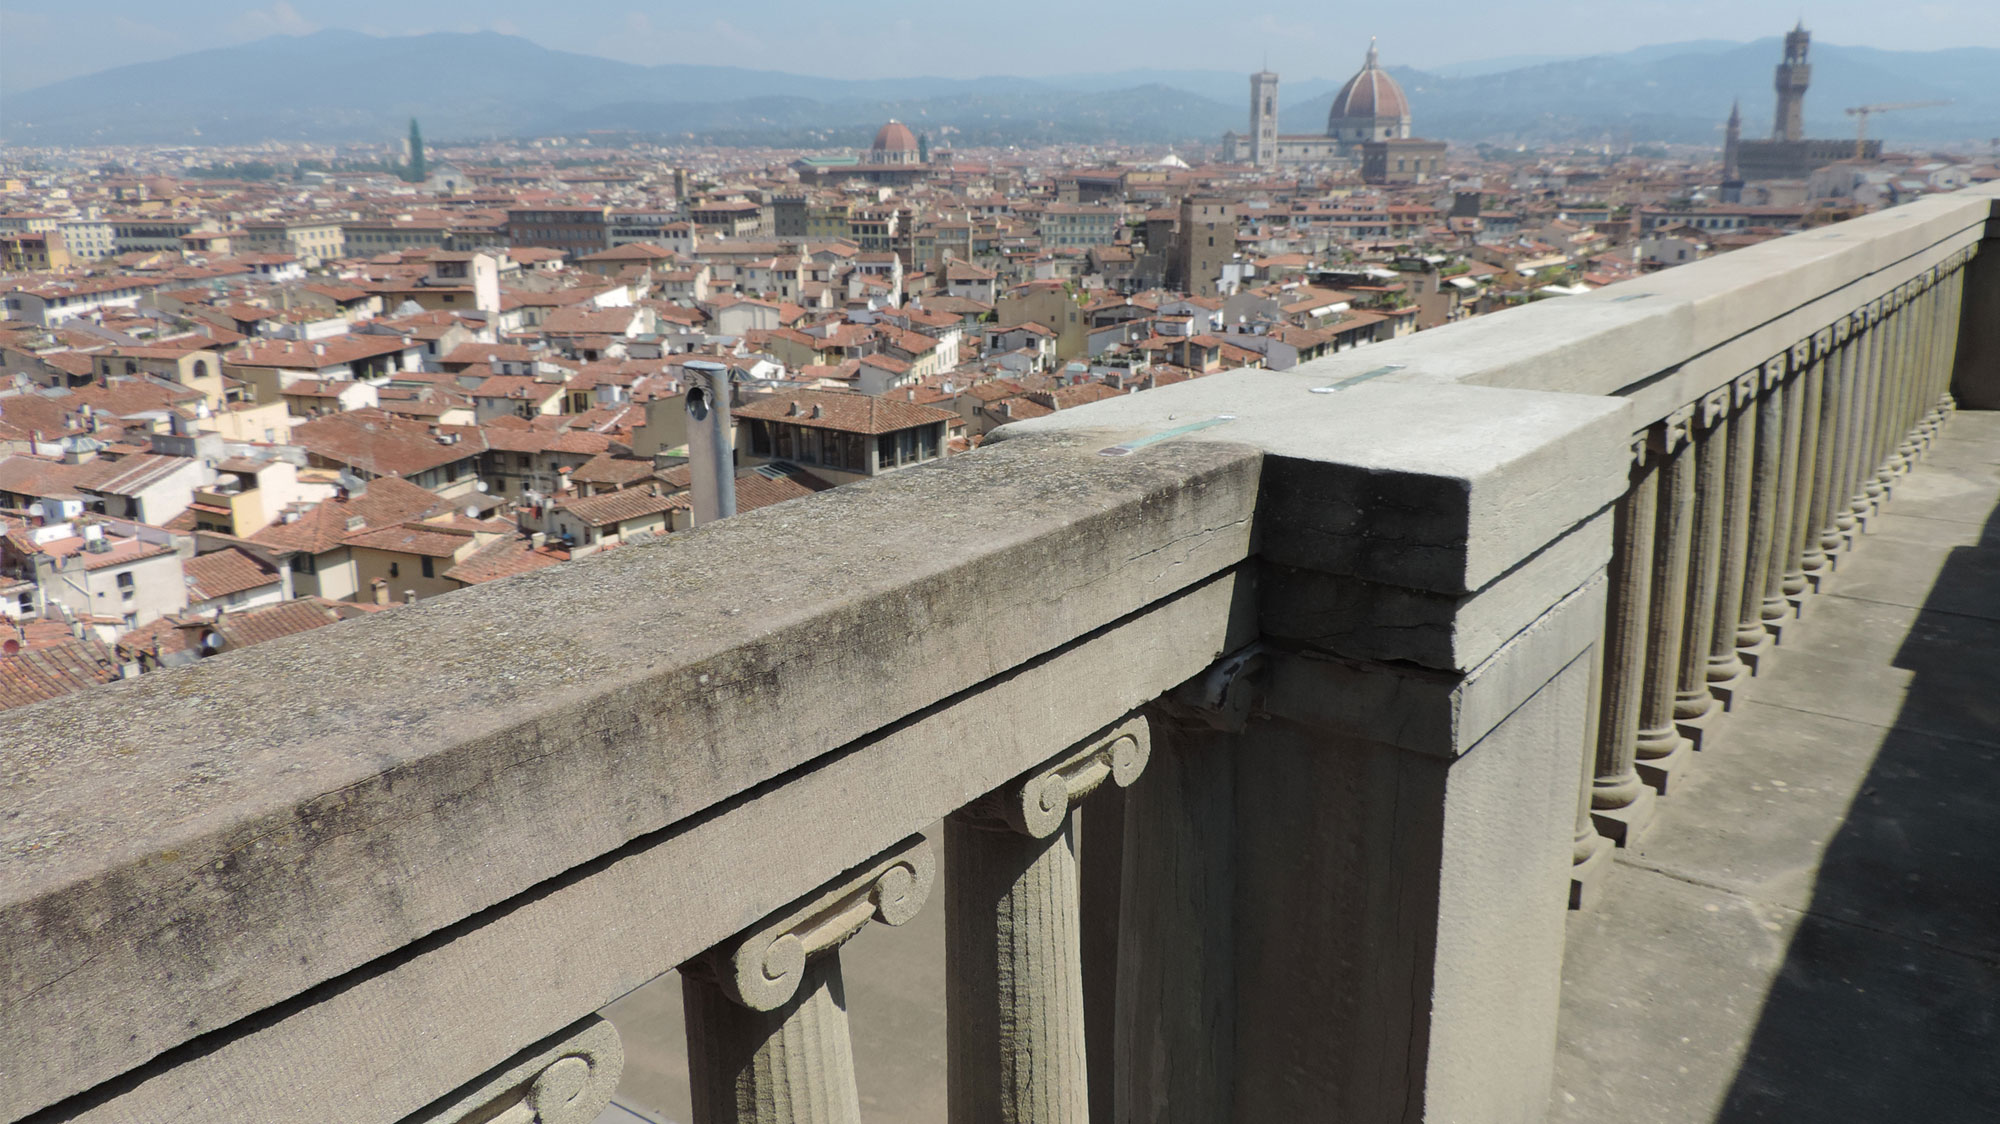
6 0 2000 93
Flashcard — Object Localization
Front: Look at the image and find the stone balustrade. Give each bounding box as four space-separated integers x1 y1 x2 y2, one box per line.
3 184 1995 1124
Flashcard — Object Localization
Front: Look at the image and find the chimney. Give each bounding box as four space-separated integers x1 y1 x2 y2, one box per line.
404 589 416 604
372 579 390 606
530 531 546 550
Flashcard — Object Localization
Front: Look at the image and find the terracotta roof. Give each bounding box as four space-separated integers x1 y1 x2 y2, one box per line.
442 535 570 584
0 621 120 712
183 546 280 600
289 410 485 480
249 476 447 555
733 389 956 435
340 521 474 558
568 453 658 487
214 598 364 648
555 487 686 528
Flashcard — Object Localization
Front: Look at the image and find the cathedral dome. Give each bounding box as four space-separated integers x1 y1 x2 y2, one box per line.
872 120 918 153
1327 40 1410 129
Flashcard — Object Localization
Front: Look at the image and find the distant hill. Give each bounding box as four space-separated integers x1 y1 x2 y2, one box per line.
4 30 1994 149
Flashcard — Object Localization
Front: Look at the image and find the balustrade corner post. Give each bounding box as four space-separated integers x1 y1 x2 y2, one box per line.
1571 639 1614 910
1590 435 1658 842
946 717 1150 1124
1706 371 1759 705
681 837 935 1124
1635 408 1696 793
1951 240 1999 408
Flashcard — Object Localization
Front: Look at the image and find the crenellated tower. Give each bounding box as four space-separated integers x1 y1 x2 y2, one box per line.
1773 21 1810 142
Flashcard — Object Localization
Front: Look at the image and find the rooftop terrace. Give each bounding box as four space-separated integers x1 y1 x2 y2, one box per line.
3 185 1997 1124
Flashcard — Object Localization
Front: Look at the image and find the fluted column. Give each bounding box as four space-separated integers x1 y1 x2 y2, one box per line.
1874 287 1910 488
1759 347 1805 631
1846 302 1883 528
1737 355 1786 668
1818 316 1858 559
1915 269 1944 452
1856 297 1892 518
1592 437 1659 842
1780 335 1827 603
1707 371 1760 704
1636 408 1695 791
1673 388 1729 748
683 838 935 1124
1899 277 1932 463
948 718 1149 1124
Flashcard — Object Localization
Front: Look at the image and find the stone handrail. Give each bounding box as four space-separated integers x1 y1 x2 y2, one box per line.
3 184 1994 1124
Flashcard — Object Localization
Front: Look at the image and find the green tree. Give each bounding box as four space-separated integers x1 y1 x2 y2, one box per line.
406 118 427 183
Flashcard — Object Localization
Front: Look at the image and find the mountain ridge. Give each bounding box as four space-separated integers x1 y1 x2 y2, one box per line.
5 29 1994 149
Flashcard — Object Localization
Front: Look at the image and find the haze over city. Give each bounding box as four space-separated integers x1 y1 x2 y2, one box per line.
5 0 2000 91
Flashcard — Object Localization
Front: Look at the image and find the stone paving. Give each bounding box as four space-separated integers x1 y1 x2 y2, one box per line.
1550 410 2000 1123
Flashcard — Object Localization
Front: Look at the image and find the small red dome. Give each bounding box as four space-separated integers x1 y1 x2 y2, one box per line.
872 120 918 153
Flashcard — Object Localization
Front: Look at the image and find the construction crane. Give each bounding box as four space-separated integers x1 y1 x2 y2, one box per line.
1844 101 1952 159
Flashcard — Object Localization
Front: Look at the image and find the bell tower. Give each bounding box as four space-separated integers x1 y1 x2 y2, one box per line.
1773 22 1810 142
1249 69 1279 170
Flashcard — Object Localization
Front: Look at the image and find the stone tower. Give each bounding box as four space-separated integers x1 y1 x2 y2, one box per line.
1249 70 1279 170
1722 99 1744 203
1773 22 1810 142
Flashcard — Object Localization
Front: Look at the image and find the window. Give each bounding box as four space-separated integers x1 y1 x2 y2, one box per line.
421 556 434 578
116 572 134 590
389 562 399 578
297 552 316 575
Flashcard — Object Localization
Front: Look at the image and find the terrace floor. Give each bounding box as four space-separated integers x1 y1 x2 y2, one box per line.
1549 409 2000 1123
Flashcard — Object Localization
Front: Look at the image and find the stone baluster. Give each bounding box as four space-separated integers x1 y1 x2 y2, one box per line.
1890 281 1922 474
1847 300 1885 529
1936 259 1963 421
1816 316 1858 563
1635 408 1695 791
1758 346 1806 633
1736 356 1785 669
1706 370 1760 703
683 837 935 1124
1904 270 1936 452
1780 334 1828 607
1673 388 1730 749
1908 273 1939 457
1874 286 1911 488
1592 438 1660 845
947 718 1150 1124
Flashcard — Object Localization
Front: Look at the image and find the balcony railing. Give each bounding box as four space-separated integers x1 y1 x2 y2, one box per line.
3 184 1995 1124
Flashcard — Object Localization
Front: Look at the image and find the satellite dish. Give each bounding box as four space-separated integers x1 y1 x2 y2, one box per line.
2 639 19 657
474 480 489 492
463 505 480 519
200 631 222 651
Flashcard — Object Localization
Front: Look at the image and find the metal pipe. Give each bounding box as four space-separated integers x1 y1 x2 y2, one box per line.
683 360 736 526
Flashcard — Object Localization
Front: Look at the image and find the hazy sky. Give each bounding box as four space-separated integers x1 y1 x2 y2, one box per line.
4 0 1998 92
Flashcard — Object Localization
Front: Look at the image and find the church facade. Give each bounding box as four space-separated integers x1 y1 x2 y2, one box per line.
1222 41 1416 170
